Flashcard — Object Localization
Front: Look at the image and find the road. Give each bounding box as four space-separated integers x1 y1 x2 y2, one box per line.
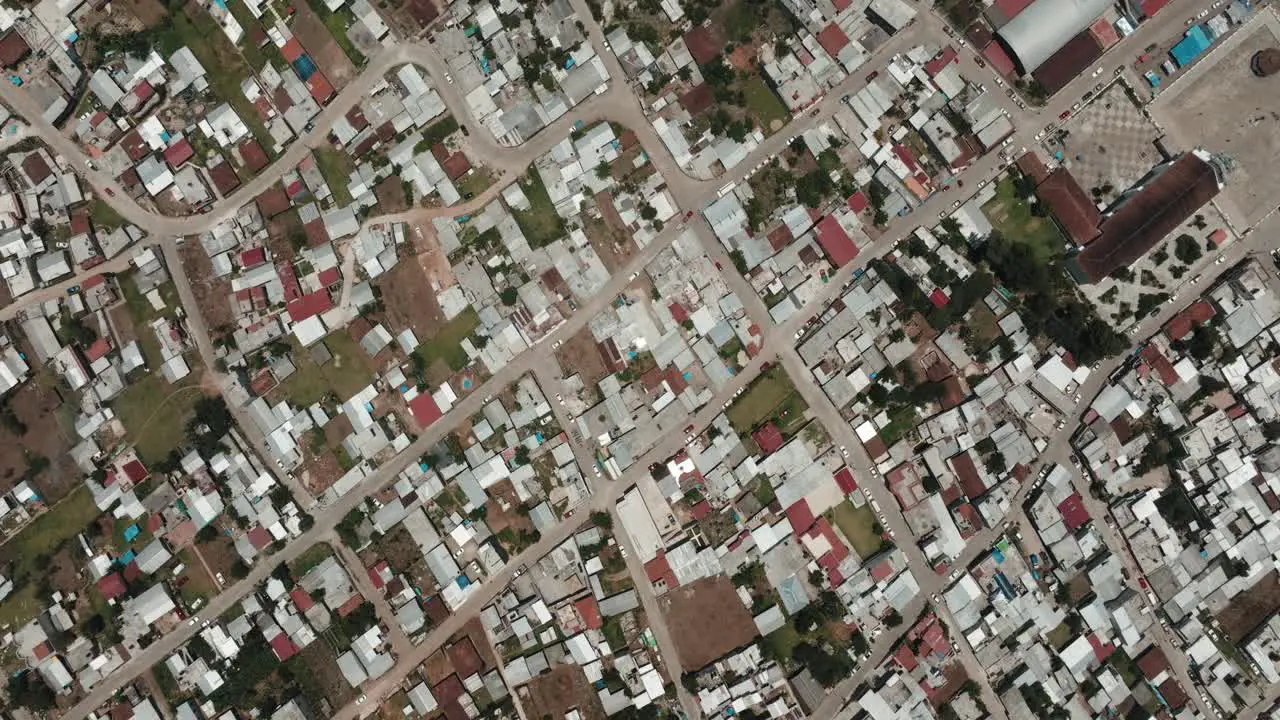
38 0 1243 715
330 536 416 658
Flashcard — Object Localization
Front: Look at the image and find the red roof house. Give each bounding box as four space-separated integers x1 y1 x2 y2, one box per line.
815 215 859 267
1057 493 1090 530
97 572 127 599
752 422 785 455
575 596 603 629
163 139 194 168
408 393 443 428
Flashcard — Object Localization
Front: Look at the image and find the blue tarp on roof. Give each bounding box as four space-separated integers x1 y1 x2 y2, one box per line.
1171 25 1212 66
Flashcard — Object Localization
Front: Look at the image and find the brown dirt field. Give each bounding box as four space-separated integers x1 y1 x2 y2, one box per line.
374 177 408 213
299 449 344 494
520 665 607 720
370 525 425 574
266 209 305 263
1216 570 1280 642
48 544 83 593
0 379 79 501
178 242 235 337
380 257 447 340
422 647 455 685
582 212 633 274
928 662 971 707
117 0 167 26
291 4 358 88
295 640 357 709
482 480 535 535
554 327 609 388
108 303 139 346
659 575 758 670
194 535 242 578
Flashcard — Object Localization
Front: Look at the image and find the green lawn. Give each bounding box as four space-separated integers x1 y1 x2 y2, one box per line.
1046 622 1072 649
0 487 101 626
726 366 806 434
91 199 125 231
314 147 354 206
277 333 376 407
176 549 218 606
762 622 802 661
414 115 460 152
224 0 283 70
511 168 567 248
119 274 182 366
829 501 884 560
456 169 493 199
113 369 205 465
291 542 334 576
157 12 275 155
413 307 480 374
981 177 1064 262
742 74 790 134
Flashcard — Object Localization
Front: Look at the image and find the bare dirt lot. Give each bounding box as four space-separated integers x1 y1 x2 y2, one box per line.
292 4 358 88
178 242 235 337
659 575 759 670
1150 9 1280 227
117 0 167 26
380 255 447 341
484 479 536 535
0 376 79 501
1216 569 1280 642
520 665 607 720
582 212 634 274
554 327 610 389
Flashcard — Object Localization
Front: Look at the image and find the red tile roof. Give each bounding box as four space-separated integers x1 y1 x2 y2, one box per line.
1073 154 1220 283
208 160 241 195
1164 300 1216 341
752 422 785 455
816 23 850 57
846 191 869 213
269 632 299 661
893 643 919 671
307 72 335 104
1141 0 1170 17
690 500 712 520
290 587 315 611
238 140 269 174
247 526 273 549
286 290 333 322
163 139 194 168
1141 345 1179 385
240 247 267 268
97 572 127 599
683 27 721 65
0 30 29 67
255 186 291 218
815 215 858 267
122 460 148 484
929 288 949 308
834 467 857 494
924 46 958 76
1037 167 1100 246
983 40 1017 76
950 451 985 500
575 595 603 629
318 267 341 287
408 392 443 428
784 499 816 534
644 552 677 589
84 337 112 362
1057 492 1090 530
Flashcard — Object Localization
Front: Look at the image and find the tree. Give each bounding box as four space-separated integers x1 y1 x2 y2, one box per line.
500 287 519 306
795 170 834 208
595 161 611 179
921 476 941 494
985 452 1007 476
513 446 531 465
590 510 612 528
1174 234 1202 265
640 204 658 221
884 609 903 626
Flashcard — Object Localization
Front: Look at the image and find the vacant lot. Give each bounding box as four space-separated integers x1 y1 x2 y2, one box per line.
660 575 758 670
511 168 567 249
275 334 375 406
0 374 79 501
176 548 219 605
381 259 448 342
413 307 480 379
294 0 360 84
315 147 355 206
743 74 789 134
0 487 101 626
554 327 610 389
726 366 807 434
118 274 182 365
178 242 235 338
114 364 207 465
981 178 1063 263
521 665 607 720
829 501 883 560
1216 569 1280 642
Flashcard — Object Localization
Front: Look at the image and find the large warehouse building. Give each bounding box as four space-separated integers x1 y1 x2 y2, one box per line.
996 0 1113 73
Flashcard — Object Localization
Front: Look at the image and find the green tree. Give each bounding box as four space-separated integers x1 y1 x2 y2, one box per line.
500 287 519 306
1174 234 1202 265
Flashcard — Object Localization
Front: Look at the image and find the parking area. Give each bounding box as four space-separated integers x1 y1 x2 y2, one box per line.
1047 81 1162 206
1151 8 1280 227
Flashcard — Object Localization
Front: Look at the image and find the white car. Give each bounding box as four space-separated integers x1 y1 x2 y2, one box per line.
629 271 639 280
949 568 961 580
552 339 562 349
1191 274 1203 283
886 528 896 538
1072 103 1081 111
1215 256 1226 265
556 393 564 405
357 695 367 705
215 572 225 585
931 593 941 603
444 73 453 84
188 617 198 626
840 446 849 457
1056 420 1066 429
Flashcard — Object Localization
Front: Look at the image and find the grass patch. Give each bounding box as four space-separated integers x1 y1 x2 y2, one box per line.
762 622 802 660
456 169 493 199
276 333 375 406
113 369 205 465
157 12 275 154
176 549 218 606
1046 622 1072 649
981 177 1064 263
414 115 460 153
413 307 480 374
91 199 125 231
726 366 806 434
314 147 354 206
0 487 101 626
290 542 334 576
742 74 790 134
511 168 567 249
223 0 282 70
829 501 884 559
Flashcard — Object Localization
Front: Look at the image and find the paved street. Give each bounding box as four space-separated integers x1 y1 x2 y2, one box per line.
22 0 1264 716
